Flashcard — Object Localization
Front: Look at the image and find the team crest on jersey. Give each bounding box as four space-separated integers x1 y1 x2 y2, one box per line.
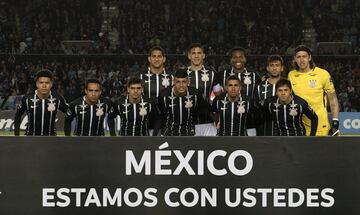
47 103 56 112
185 98 193 109
47 98 57 112
201 72 209 82
96 108 104 116
244 76 252 85
237 102 246 114
309 80 317 88
289 105 298 116
139 102 148 116
162 74 170 88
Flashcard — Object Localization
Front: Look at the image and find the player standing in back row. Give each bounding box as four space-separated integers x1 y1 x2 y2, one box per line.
186 43 217 136
288 45 340 136
139 46 173 135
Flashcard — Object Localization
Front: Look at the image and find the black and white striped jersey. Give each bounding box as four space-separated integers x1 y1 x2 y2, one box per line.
14 91 69 136
64 96 112 136
187 65 216 124
215 68 261 99
139 68 173 100
212 94 253 136
109 96 160 136
256 79 277 136
158 87 207 136
263 95 318 136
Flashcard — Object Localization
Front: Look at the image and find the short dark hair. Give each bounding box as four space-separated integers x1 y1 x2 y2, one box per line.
127 76 143 88
187 43 204 53
148 46 165 56
85 78 102 90
229 46 247 57
275 79 292 91
267 55 284 65
174 68 188 78
226 75 241 86
35 69 53 81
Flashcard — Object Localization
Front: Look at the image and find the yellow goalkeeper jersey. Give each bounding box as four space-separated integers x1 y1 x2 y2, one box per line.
288 67 335 136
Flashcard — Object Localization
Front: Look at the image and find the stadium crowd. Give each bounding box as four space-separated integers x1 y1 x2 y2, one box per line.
1 0 360 54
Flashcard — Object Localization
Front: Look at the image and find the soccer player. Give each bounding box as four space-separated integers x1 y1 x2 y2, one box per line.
256 55 284 136
214 47 261 99
158 69 208 136
186 43 217 136
108 76 160 136
213 46 261 135
140 46 173 135
64 79 112 136
14 69 68 136
140 46 173 99
212 75 254 136
263 79 318 136
288 45 340 136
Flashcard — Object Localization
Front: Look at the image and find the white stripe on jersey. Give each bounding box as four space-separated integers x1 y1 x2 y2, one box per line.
80 100 85 136
230 102 234 136
132 103 136 136
89 105 93 136
178 97 183 136
41 99 45 135
283 105 289 136
33 94 36 135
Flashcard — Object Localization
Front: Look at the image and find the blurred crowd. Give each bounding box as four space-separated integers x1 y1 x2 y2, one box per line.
1 0 360 54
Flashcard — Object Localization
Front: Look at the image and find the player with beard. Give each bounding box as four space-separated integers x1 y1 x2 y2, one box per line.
288 45 340 136
186 43 217 136
139 46 173 135
256 55 284 136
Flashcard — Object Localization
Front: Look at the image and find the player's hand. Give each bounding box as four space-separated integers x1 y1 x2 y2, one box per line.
329 119 340 136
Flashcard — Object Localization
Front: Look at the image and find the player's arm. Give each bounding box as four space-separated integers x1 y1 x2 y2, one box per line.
211 97 220 128
326 91 340 136
303 102 318 136
149 100 162 136
107 102 118 136
14 96 27 136
58 96 69 113
212 72 223 97
64 103 75 136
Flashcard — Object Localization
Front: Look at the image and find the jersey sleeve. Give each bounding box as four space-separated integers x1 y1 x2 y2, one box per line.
302 100 318 136
322 71 336 94
64 102 76 136
14 96 27 136
58 96 69 113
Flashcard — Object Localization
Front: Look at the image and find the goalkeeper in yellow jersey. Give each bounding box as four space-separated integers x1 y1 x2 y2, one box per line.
288 45 340 136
